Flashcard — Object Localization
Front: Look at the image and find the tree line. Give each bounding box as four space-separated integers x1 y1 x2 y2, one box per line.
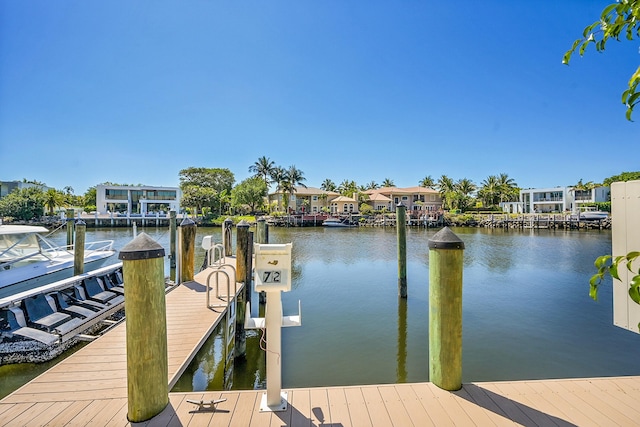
2 168 639 222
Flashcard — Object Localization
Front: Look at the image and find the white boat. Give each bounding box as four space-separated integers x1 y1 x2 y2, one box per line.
577 208 609 221
322 218 355 227
0 225 115 298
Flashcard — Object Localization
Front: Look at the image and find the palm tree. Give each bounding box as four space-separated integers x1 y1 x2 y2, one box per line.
270 166 286 211
381 178 395 188
365 181 379 190
437 175 456 210
478 175 500 207
419 176 436 189
248 156 275 189
456 178 477 212
496 173 518 203
338 180 358 196
282 165 306 214
320 178 337 192
44 188 65 216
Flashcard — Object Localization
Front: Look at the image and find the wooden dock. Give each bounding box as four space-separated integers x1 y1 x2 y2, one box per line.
1 257 639 426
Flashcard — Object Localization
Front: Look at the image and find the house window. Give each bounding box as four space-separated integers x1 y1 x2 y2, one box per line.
394 197 399 204
312 195 318 201
401 196 408 201
349 204 354 212
343 205 348 212
430 195 436 201
313 206 318 213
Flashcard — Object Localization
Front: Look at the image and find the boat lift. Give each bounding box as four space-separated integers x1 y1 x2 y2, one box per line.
245 243 301 412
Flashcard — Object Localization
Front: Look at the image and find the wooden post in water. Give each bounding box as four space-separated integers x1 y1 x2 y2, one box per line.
169 210 177 268
236 220 250 284
396 204 407 298
73 220 86 276
428 226 464 391
179 217 196 284
223 218 233 256
66 209 75 247
245 231 254 300
256 217 269 244
118 233 168 422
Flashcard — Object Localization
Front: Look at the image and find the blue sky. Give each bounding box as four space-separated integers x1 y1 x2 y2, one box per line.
1 1 638 195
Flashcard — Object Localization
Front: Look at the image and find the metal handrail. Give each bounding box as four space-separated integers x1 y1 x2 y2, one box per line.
205 263 237 309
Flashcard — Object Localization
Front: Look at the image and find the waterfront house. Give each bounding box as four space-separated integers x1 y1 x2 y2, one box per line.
268 186 339 214
330 195 359 214
364 186 442 216
96 184 181 216
0 181 53 198
509 185 610 214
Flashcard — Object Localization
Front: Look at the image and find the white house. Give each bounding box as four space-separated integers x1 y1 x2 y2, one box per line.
512 186 610 214
96 184 181 215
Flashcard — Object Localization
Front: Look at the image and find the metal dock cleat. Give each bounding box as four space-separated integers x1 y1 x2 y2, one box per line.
187 398 227 411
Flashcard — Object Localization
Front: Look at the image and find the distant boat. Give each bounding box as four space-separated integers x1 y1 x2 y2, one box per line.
579 211 609 221
322 218 356 227
0 225 115 298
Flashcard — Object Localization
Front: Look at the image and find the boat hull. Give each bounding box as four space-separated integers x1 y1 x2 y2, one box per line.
0 254 115 299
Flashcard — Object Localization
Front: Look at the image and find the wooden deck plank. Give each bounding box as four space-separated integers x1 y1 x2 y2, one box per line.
228 391 257 427
450 386 501 427
290 388 311 427
490 381 568 426
555 379 638 426
459 383 517 426
394 383 435 427
525 381 601 427
343 387 373 427
309 387 331 426
377 385 414 427
360 386 394 427
43 400 92 426
327 386 353 427
479 382 538 426
410 383 456 427
205 391 238 427
427 384 478 426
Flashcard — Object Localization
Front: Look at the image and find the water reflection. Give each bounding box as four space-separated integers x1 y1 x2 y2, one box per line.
33 226 640 392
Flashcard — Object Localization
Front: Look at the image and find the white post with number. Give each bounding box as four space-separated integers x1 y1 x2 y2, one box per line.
245 243 301 412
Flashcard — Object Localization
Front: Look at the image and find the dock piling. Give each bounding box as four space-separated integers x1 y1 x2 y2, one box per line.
118 233 168 422
169 211 176 268
178 217 196 284
396 204 407 298
73 220 86 276
428 227 464 391
223 218 233 256
66 209 75 247
236 220 250 285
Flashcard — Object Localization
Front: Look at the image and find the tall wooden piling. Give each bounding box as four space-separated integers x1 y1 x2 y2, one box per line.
169 210 177 268
118 233 168 422
256 217 269 244
236 220 250 284
396 204 407 298
66 209 75 247
223 218 233 256
245 231 254 300
428 227 464 391
73 220 86 276
179 217 196 284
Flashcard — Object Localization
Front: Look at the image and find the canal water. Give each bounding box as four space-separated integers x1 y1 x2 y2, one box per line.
2 225 640 399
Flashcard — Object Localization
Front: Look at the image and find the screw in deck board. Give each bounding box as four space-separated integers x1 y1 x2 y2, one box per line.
118 233 168 422
396 204 407 298
428 227 464 391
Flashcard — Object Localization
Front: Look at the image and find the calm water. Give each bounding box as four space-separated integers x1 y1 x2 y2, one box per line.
3 225 639 399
